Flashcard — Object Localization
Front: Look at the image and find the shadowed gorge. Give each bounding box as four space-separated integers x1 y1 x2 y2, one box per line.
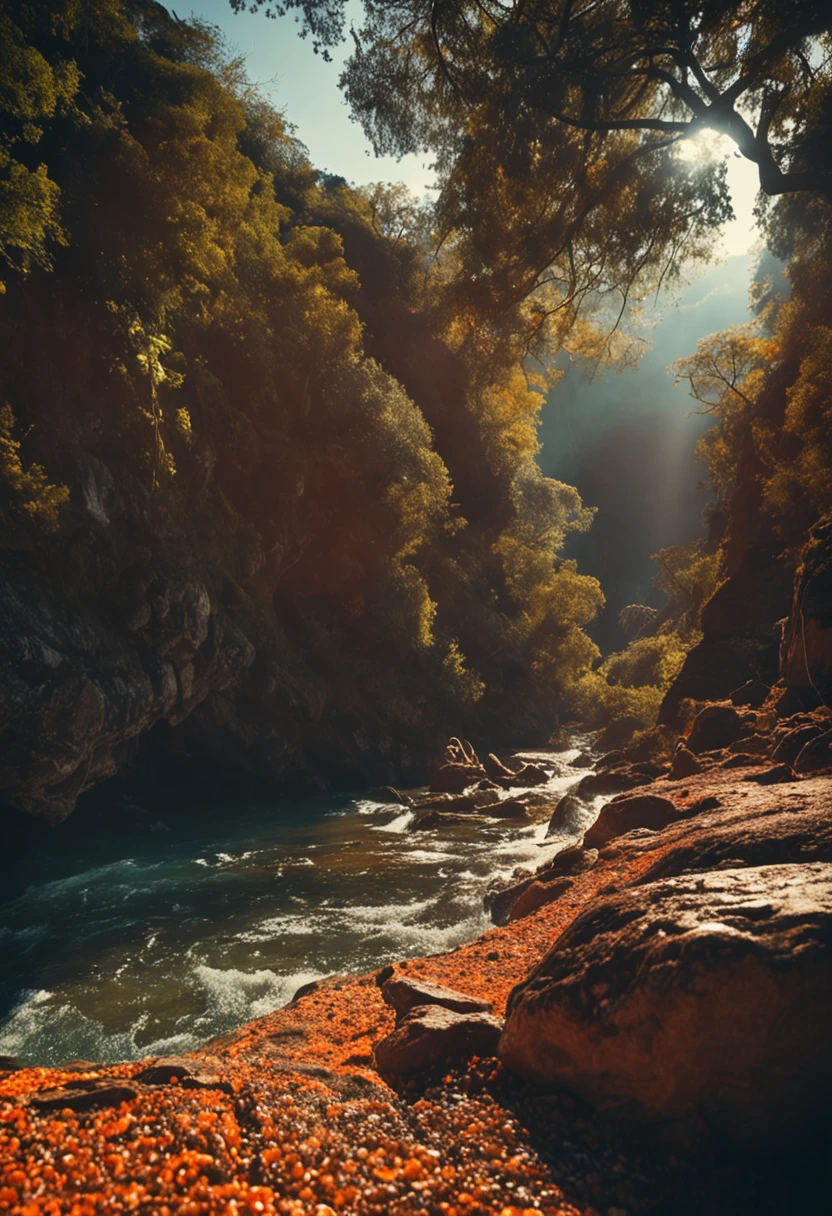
2 2 832 1214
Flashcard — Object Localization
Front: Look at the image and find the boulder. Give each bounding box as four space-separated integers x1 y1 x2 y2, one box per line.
508 876 573 921
720 753 759 768
499 863 832 1141
485 848 597 925
772 722 823 765
595 749 628 771
743 763 797 785
370 786 412 807
380 976 492 1020
670 746 702 779
726 733 770 755
772 685 819 718
478 797 532 819
374 1005 503 1076
410 810 480 831
511 763 550 786
429 762 488 794
545 793 587 838
583 794 679 850
794 730 832 773
729 679 771 708
576 768 653 799
483 753 516 781
686 703 751 754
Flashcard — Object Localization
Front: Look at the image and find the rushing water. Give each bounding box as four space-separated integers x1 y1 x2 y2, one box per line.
0 743 599 1067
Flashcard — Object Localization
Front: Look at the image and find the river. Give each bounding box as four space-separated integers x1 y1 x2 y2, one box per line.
0 742 599 1067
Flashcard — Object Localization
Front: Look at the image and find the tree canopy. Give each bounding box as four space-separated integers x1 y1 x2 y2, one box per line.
237 1 831 362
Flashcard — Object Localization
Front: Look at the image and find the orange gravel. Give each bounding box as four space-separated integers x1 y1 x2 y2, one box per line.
1 831 681 1216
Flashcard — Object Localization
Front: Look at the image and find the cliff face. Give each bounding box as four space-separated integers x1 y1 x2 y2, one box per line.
0 5 608 822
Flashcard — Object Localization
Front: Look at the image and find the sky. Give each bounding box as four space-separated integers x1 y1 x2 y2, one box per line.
188 1 760 257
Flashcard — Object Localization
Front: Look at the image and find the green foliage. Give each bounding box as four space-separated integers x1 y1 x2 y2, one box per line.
0 0 608 750
0 404 68 531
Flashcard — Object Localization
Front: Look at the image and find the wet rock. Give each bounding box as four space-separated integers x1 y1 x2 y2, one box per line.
0 1055 22 1072
572 751 594 767
595 750 628 771
380 976 492 1020
429 762 488 794
511 762 550 786
583 794 679 850
29 1079 142 1112
544 844 599 876
687 703 751 754
478 797 532 819
483 753 516 781
410 810 479 831
374 1005 503 1076
771 723 824 765
500 863 832 1141
576 769 653 799
729 680 770 708
370 786 411 807
508 876 573 921
545 793 586 838
486 848 597 925
743 763 797 785
670 746 701 779
415 794 479 813
794 729 832 773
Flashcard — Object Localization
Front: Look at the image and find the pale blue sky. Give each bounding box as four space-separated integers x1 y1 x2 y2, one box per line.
188 1 758 255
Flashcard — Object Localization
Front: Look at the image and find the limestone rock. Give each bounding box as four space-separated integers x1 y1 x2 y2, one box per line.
374 1005 503 1076
583 794 679 850
499 863 832 1141
380 976 492 1020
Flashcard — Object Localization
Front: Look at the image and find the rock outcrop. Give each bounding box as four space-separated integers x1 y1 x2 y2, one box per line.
374 1005 503 1076
500 862 832 1141
582 793 679 850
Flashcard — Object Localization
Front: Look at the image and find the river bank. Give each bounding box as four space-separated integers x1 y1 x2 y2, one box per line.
3 697 832 1214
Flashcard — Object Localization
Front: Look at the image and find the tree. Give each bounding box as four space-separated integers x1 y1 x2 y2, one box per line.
238 1 831 357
